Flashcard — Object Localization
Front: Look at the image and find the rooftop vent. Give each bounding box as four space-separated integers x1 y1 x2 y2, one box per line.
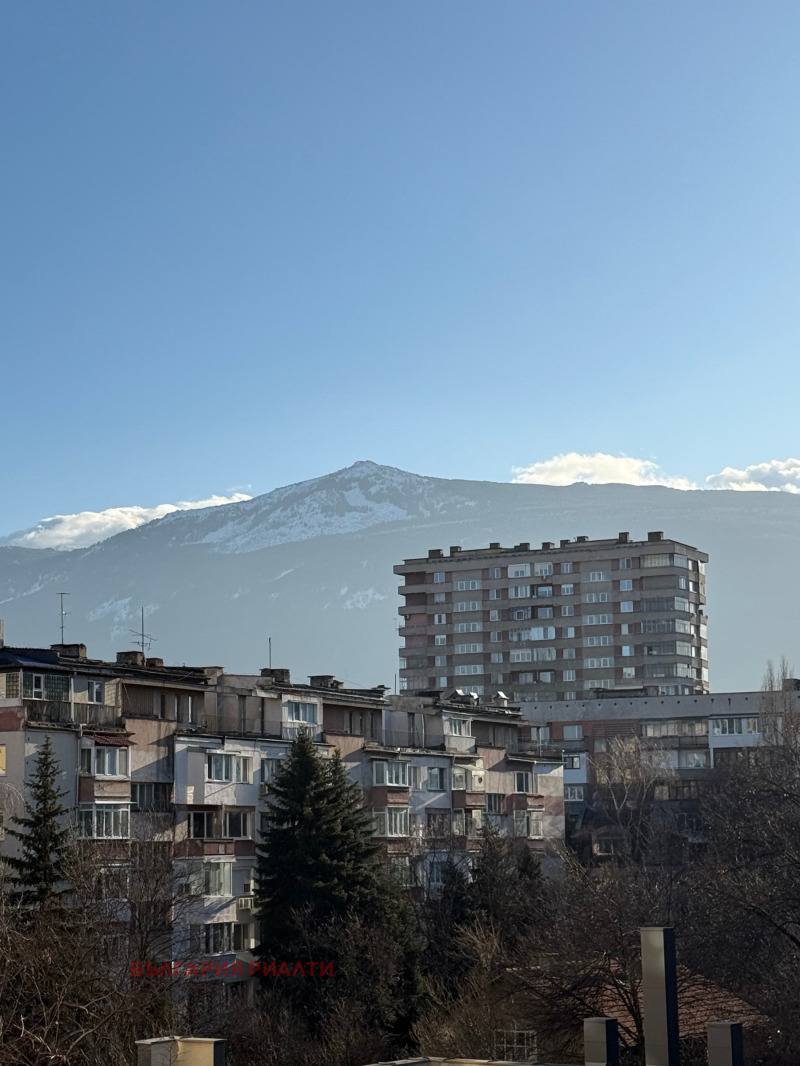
493 691 509 707
576 535 589 543
515 542 530 551
449 545 462 555
560 539 570 548
428 548 444 559
541 541 554 550
618 532 630 543
489 542 501 549
309 674 344 690
647 531 664 542
116 651 145 667
145 657 164 668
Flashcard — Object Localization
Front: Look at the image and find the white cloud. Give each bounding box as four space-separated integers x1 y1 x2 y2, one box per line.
9 494 253 550
704 458 800 493
511 453 697 490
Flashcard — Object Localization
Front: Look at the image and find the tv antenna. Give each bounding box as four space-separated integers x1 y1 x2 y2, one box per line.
130 607 155 655
57 592 70 643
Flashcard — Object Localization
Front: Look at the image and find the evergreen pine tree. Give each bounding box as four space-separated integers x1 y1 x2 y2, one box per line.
5 735 72 908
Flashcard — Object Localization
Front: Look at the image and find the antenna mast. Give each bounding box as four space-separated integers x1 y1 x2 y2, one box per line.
57 592 70 643
130 607 155 656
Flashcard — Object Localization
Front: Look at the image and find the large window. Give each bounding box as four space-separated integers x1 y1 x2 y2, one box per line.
513 809 544 838
712 718 744 736
189 811 215 838
514 771 533 794
95 746 129 777
206 754 251 782
87 681 104 704
287 701 316 723
373 760 410 786
131 782 171 811
454 664 482 675
373 807 410 837
224 811 252 838
508 586 531 599
588 571 611 582
455 643 483 654
510 564 531 578
446 717 471 736
534 563 554 577
203 861 233 896
563 724 583 740
78 805 130 839
454 621 482 633
584 657 614 669
456 579 480 591
584 614 612 625
455 601 481 612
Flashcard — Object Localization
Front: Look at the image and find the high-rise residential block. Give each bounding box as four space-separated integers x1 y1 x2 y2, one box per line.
394 532 708 702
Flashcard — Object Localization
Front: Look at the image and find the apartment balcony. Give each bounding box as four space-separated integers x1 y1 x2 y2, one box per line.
200 714 265 736
444 734 476 754
451 789 486 809
369 786 411 807
281 721 322 741
24 700 122 728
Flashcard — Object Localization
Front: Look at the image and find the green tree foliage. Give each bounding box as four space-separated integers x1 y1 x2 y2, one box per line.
4 735 72 907
255 732 422 1056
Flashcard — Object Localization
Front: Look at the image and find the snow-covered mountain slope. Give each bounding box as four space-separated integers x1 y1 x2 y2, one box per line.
1 461 799 692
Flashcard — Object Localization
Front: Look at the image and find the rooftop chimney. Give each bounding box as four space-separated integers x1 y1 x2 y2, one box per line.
52 643 88 660
648 531 665 542
116 651 145 667
560 539 570 547
145 657 164 668
618 532 630 543
489 542 501 549
428 548 443 559
449 545 462 555
515 542 530 551
576 535 589 543
309 674 343 690
541 541 554 549
260 667 291 685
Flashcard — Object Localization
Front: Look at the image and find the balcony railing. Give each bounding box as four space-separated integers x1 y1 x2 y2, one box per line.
24 700 122 727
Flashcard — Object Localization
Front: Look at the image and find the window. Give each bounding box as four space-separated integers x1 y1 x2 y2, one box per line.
490 631 500 642
621 645 634 656
206 754 250 782
518 672 535 683
563 669 576 681
446 717 471 736
621 623 632 635
455 643 483 654
565 786 584 801
454 664 482 675
434 613 447 625
642 553 672 568
486 792 503 814
489 610 500 621
427 810 451 837
509 586 531 599
87 681 104 704
562 626 575 638
433 572 445 583
373 760 410 786
489 588 502 599
434 635 447 646
131 782 171 811
562 648 576 659
584 613 612 625
583 592 610 603
563 724 583 740
747 717 760 734
588 571 611 582
584 657 614 669
514 809 543 838
561 604 574 616
490 652 503 663
433 655 446 668
510 564 530 578
455 601 481 612
438 676 448 688
564 691 576 700
534 562 554 577
712 718 744 736
537 586 553 598
189 811 215 838
95 746 129 777
510 650 532 663
620 601 634 613
515 771 532 794
78 805 130 839
584 635 613 647
565 755 581 769
561 584 574 596
619 579 633 592
488 567 502 579
619 558 632 569
224 811 251 838
452 767 467 790
537 605 554 619
373 808 410 837
622 667 636 679
679 750 708 769
191 922 237 955
428 767 445 790
203 861 233 896
287 701 316 723
456 579 480 591
455 621 482 632
434 592 446 603
560 561 573 574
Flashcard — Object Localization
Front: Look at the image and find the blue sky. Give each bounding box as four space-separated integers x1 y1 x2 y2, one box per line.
4 2 800 533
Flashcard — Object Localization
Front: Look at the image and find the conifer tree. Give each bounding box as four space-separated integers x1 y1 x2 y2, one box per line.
5 735 72 908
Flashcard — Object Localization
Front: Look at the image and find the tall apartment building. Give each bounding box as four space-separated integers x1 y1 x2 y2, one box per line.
395 531 709 703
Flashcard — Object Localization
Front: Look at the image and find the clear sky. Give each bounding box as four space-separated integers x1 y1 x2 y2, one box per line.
4 2 800 532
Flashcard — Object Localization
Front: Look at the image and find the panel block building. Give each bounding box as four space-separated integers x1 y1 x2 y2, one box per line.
395 531 709 703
